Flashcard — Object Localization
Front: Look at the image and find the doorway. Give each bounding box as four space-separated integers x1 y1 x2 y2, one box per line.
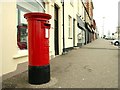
54 4 59 55
73 19 75 47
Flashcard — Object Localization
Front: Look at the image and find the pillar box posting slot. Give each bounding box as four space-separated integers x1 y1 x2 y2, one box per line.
24 13 52 84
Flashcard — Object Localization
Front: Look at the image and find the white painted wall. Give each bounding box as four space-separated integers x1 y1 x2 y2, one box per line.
46 1 63 57
0 2 2 78
64 0 84 48
64 1 74 48
1 0 47 75
118 1 120 27
2 2 28 75
45 2 55 58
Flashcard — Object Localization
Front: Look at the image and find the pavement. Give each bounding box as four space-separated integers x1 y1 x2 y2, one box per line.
2 38 119 89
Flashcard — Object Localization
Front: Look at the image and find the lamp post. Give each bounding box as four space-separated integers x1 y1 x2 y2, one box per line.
102 17 105 38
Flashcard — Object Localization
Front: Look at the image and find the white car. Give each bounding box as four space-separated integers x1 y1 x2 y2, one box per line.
111 39 120 46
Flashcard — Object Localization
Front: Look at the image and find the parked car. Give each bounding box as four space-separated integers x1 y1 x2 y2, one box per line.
105 37 114 40
111 39 120 46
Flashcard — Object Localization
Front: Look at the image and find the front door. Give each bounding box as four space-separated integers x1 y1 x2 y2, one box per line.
73 19 75 47
54 5 59 55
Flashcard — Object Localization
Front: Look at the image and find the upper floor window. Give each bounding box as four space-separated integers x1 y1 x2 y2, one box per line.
68 15 72 39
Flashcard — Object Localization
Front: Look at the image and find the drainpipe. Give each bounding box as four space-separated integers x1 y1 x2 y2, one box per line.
84 8 87 45
62 0 65 54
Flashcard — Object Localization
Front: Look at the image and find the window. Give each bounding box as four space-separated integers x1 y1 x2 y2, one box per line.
17 0 45 50
17 7 28 50
68 15 72 39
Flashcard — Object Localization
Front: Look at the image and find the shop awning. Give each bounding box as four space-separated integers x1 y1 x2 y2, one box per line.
85 22 92 32
77 16 85 30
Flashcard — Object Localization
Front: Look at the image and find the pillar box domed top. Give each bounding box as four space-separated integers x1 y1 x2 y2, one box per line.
24 12 51 21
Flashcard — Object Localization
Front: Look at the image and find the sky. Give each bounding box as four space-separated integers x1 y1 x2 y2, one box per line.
92 0 119 37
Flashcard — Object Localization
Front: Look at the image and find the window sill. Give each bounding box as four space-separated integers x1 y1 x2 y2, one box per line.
13 50 28 59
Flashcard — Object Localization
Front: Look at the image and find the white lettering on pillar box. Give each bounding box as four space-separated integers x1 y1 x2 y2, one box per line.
45 29 49 38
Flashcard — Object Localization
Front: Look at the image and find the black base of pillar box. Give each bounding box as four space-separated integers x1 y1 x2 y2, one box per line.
28 65 50 85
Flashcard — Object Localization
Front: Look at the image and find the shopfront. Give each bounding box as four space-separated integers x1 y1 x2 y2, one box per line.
85 22 92 43
77 16 86 47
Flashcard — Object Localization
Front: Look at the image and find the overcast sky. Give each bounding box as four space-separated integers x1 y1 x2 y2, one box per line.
92 0 119 37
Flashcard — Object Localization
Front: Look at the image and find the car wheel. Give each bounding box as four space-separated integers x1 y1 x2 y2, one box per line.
114 41 119 46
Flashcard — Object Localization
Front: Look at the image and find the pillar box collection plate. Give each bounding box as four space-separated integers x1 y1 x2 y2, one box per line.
24 12 51 84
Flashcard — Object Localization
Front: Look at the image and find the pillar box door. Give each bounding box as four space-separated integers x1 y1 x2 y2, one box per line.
24 12 51 84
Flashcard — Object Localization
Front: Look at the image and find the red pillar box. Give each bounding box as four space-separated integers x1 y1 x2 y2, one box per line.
24 13 51 84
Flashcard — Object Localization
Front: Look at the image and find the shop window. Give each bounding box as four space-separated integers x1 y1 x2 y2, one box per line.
16 0 45 50
17 23 28 50
17 8 28 50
